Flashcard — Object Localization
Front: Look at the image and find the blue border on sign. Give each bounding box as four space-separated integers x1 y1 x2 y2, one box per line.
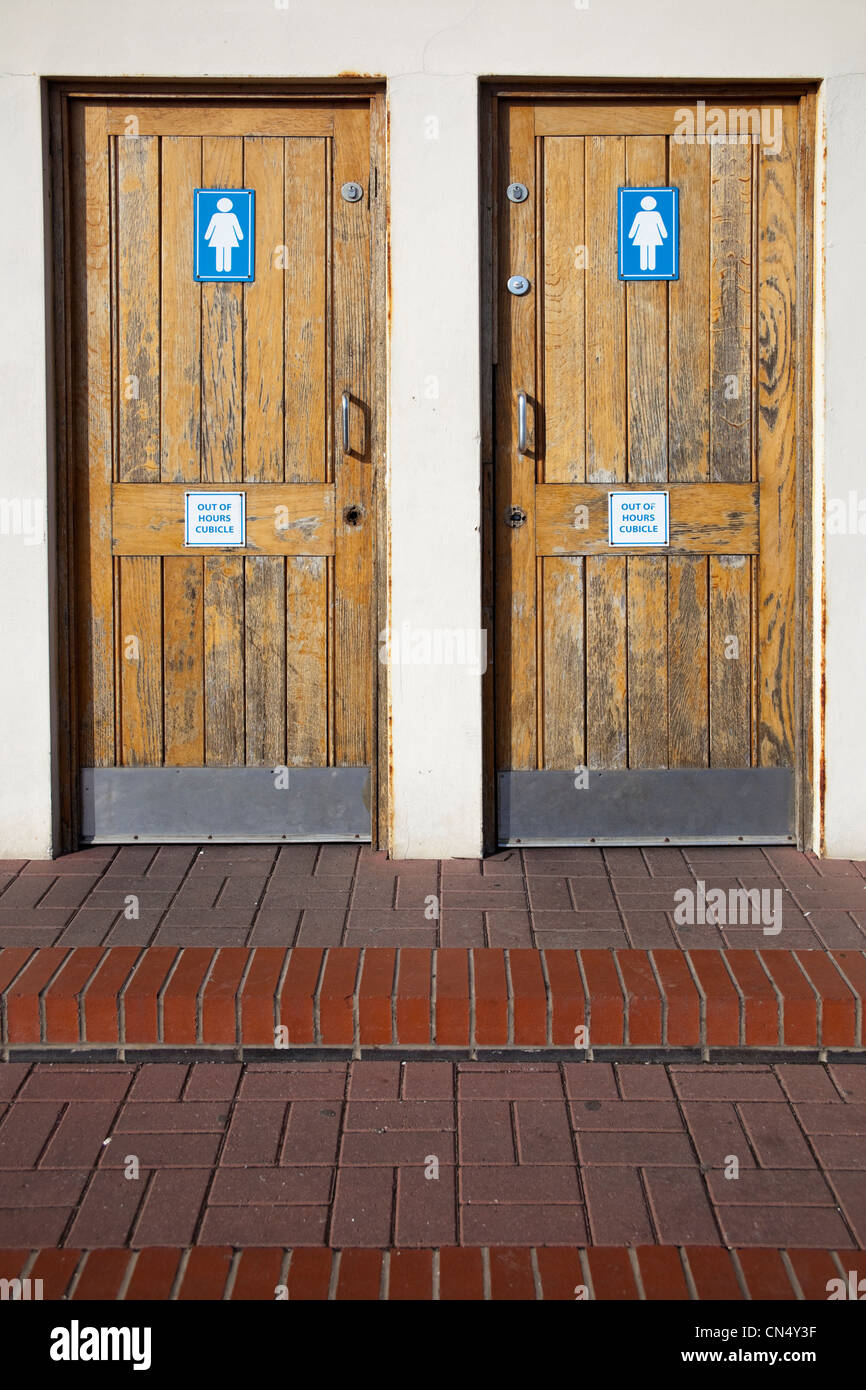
184 491 247 547
193 189 255 283
607 491 670 547
617 187 679 282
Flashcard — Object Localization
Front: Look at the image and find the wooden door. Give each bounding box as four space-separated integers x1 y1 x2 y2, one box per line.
493 97 811 845
67 98 380 842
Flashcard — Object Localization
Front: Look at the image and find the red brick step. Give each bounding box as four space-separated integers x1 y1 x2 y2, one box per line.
0 946 862 1053
1 1244 861 1299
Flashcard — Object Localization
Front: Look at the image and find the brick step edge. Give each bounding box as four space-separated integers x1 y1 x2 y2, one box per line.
2 1245 863 1301
0 945 864 1051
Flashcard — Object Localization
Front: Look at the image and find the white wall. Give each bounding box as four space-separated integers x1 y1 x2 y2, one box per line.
0 76 55 859
0 0 864 859
388 75 483 858
822 74 866 858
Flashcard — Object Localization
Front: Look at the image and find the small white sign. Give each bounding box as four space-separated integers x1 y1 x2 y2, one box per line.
608 491 669 547
184 491 246 547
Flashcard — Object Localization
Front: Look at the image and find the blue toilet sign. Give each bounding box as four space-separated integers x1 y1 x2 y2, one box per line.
193 188 255 282
618 186 679 281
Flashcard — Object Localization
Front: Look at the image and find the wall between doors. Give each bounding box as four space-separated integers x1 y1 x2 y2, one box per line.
0 0 862 858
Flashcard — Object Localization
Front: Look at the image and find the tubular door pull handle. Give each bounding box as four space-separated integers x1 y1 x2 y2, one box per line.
517 390 527 454
341 391 350 454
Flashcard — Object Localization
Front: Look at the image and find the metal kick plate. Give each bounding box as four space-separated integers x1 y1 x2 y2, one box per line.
498 768 795 846
81 767 371 843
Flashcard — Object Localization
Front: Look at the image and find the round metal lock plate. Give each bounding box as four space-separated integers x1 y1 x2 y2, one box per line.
505 506 528 529
507 274 531 296
506 182 529 203
341 182 364 203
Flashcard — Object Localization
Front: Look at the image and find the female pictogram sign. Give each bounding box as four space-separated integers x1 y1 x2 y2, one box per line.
193 188 255 283
617 186 679 281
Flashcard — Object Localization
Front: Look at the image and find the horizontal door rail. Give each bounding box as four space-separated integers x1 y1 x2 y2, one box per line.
111 482 336 556
535 482 759 556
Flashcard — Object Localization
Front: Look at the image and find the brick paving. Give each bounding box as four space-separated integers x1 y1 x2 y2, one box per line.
1 844 865 950
0 1060 863 1253
2 1242 864 1299
2 847 864 1299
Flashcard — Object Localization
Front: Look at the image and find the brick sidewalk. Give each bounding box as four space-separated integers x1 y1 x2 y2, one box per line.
2 844 865 950
0 1061 863 1251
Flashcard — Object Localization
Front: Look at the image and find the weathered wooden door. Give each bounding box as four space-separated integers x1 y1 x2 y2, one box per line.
67 98 380 842
494 97 810 845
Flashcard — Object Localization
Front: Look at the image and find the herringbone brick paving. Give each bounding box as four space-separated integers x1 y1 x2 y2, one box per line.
1 844 865 949
0 1060 863 1251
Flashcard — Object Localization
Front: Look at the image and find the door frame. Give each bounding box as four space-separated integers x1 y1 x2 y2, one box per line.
480 79 819 852
48 79 389 854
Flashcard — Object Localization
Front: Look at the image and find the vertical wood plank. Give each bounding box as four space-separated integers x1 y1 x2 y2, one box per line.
709 554 751 766
161 137 204 768
285 138 328 483
201 138 243 482
585 136 626 483
333 108 373 766
623 139 669 770
795 92 817 844
757 107 799 768
117 134 160 482
284 137 330 766
627 554 668 766
667 137 711 771
200 139 245 767
495 103 537 770
542 558 585 767
204 556 245 765
242 139 287 770
669 137 710 482
161 137 201 482
287 556 329 764
710 139 752 482
119 556 163 765
582 137 628 776
245 556 286 765
585 556 627 768
163 557 204 765
542 136 585 482
625 136 668 481
72 103 115 766
668 555 709 766
369 91 389 845
53 90 76 841
243 136 284 483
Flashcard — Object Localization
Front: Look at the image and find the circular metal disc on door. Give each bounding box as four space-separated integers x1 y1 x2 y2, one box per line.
341 182 364 202
506 182 529 203
507 274 531 296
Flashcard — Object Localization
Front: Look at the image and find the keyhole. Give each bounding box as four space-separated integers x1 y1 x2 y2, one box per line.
344 505 363 527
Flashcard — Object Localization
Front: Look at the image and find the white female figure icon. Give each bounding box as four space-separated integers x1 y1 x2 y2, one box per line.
627 195 668 271
204 196 244 273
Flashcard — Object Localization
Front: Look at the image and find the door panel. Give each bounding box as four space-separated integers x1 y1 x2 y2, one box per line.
494 98 806 845
70 99 377 841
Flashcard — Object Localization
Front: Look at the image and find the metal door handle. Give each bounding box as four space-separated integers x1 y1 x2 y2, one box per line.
341 392 350 454
517 390 527 454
